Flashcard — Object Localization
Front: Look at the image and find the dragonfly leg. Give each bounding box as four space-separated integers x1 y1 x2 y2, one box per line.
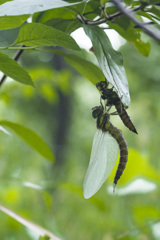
110 111 118 115
100 94 102 106
106 105 112 112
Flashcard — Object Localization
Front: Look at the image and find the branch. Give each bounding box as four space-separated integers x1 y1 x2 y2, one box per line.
134 21 155 28
77 6 141 26
112 0 160 42
0 45 25 88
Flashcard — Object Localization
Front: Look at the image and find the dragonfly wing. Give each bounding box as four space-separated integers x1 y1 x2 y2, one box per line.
83 129 119 199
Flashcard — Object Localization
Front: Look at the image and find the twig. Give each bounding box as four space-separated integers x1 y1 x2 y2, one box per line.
77 6 141 26
112 0 160 42
134 21 155 28
0 45 25 88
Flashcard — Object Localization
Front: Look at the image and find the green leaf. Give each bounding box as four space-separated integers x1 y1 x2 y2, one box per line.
48 49 104 85
147 6 160 19
13 23 80 51
33 7 81 34
0 52 34 86
0 0 82 16
0 120 54 161
32 1 100 34
0 0 12 5
105 2 118 15
115 15 131 31
134 40 150 56
137 10 159 23
123 0 133 5
45 18 81 35
33 7 76 24
0 15 29 30
108 18 151 57
83 25 130 107
0 204 60 239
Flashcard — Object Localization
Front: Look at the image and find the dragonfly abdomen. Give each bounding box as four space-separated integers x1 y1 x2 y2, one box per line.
106 121 128 186
115 103 138 134
114 141 128 185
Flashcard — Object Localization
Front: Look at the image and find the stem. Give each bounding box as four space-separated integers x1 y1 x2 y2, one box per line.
112 0 160 42
77 6 141 26
0 45 25 88
134 21 155 28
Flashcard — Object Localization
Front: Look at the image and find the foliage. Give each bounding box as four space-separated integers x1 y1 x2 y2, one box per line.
0 0 160 239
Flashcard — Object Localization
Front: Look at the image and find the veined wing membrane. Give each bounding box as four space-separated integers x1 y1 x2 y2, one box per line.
83 129 119 199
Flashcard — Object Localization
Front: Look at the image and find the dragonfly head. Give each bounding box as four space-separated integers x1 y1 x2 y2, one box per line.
96 81 108 91
92 106 103 119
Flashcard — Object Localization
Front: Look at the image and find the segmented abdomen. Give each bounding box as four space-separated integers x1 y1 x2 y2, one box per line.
105 121 128 186
115 101 138 134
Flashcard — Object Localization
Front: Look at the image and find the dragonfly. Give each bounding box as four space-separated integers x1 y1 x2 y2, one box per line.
83 105 128 199
96 81 138 134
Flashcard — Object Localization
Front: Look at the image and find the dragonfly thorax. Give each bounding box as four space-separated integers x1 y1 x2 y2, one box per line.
96 111 110 130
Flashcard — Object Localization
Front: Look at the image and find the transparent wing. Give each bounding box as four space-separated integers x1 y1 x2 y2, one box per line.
83 129 119 199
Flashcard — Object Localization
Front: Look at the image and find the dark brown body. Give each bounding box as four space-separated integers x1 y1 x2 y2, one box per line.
96 81 138 134
92 106 128 187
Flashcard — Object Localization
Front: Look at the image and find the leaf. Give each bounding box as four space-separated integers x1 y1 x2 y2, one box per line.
123 0 133 4
33 7 81 34
105 2 118 15
0 204 61 240
0 0 12 5
84 25 130 107
0 52 34 86
49 49 104 85
32 1 100 34
67 0 101 15
147 6 160 19
33 6 76 24
108 17 151 57
0 15 29 30
13 23 80 51
0 120 54 161
83 130 119 199
45 18 81 35
0 0 82 16
134 39 150 56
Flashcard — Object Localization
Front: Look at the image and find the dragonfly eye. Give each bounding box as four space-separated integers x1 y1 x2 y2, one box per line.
96 81 108 91
92 106 103 119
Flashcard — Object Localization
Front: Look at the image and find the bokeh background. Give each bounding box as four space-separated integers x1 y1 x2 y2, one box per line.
0 26 160 240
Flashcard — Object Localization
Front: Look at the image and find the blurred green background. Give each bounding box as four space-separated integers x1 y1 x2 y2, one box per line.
0 28 160 240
